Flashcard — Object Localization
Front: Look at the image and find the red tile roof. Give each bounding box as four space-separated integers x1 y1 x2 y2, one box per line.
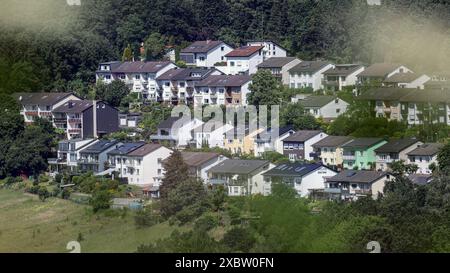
225 46 264 58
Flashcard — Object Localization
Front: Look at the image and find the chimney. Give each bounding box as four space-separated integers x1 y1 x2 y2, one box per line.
93 100 98 138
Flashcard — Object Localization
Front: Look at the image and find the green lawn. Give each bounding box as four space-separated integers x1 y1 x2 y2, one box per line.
0 189 180 253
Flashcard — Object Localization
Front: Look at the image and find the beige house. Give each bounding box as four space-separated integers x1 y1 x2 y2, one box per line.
312 136 353 168
375 138 423 171
224 127 265 155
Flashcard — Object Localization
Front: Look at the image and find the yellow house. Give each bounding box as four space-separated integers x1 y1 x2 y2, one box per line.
312 136 353 168
224 127 265 155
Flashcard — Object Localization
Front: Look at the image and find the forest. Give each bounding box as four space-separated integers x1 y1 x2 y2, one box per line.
1 0 450 94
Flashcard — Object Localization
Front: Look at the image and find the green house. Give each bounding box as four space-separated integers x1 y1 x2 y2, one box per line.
342 138 387 170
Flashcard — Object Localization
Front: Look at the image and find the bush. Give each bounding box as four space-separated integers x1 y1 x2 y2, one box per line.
27 185 40 194
39 174 50 184
134 209 161 228
174 204 205 225
38 187 50 201
194 214 219 232
222 227 256 252
54 174 63 184
61 188 71 199
90 190 112 213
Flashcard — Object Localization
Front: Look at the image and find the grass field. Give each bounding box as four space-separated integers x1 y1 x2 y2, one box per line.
0 189 181 253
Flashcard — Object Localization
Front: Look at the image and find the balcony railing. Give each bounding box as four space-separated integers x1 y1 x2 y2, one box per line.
78 158 99 164
68 118 82 123
53 118 67 124
343 154 356 160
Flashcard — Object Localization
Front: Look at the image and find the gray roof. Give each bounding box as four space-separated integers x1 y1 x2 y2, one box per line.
180 152 221 167
97 61 122 72
255 126 295 143
312 136 354 148
283 130 323 142
384 73 423 83
112 61 172 73
157 116 182 130
262 163 333 177
107 142 146 156
342 138 385 149
207 159 270 175
127 144 164 157
323 64 364 76
298 96 338 108
357 63 406 78
13 92 75 106
257 57 298 68
408 174 433 186
326 170 389 184
407 143 444 156
289 61 332 74
53 100 93 113
181 40 226 54
358 88 450 104
196 75 251 87
80 140 119 154
375 139 421 153
156 67 220 81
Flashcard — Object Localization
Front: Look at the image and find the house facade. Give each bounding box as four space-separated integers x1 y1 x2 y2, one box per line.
356 63 413 86
253 126 295 157
375 138 423 171
407 143 444 174
288 61 334 91
150 116 203 147
225 46 264 75
224 126 265 155
297 95 349 122
257 57 302 85
323 64 365 91
262 163 337 197
246 41 288 60
342 138 388 170
193 75 252 106
48 139 97 173
179 152 228 182
383 73 430 89
78 140 122 173
193 122 234 149
312 136 354 168
180 40 233 67
282 130 328 161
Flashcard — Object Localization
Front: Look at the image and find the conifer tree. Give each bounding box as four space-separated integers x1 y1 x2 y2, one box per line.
159 150 189 199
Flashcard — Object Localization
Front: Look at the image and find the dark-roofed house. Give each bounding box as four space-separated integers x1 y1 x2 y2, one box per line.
207 159 274 196
78 140 122 173
14 92 80 125
156 67 222 105
325 170 393 200
257 57 302 85
177 152 228 182
282 130 328 161
356 63 413 86
375 138 423 171
297 95 349 121
312 136 354 168
107 142 146 174
194 74 252 106
225 46 264 75
323 64 365 91
288 61 334 91
247 40 288 60
53 100 119 140
342 138 388 170
407 143 444 174
150 116 203 147
253 126 295 156
114 144 172 191
95 61 177 101
180 40 233 67
262 163 337 197
408 174 433 186
383 73 430 89
192 122 234 149
48 138 97 173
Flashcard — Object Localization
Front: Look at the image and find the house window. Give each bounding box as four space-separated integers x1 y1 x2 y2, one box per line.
105 75 111 80
199 56 205 61
336 109 341 113
135 75 140 80
158 169 162 175
230 62 235 66
221 46 225 51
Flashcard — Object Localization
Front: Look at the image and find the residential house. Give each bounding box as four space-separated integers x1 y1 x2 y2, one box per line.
375 138 423 171
253 126 295 157
119 112 142 129
312 136 354 168
52 100 119 140
193 75 252 106
325 170 392 200
424 72 450 90
225 46 264 75
48 138 97 173
323 64 365 91
14 92 80 125
288 61 334 91
257 57 302 85
207 159 274 196
297 95 349 122
95 61 177 101
78 140 122 173
180 40 233 67
262 163 337 197
179 152 228 182
150 116 203 147
107 142 146 181
358 87 450 126
192 121 234 149
342 138 388 170
356 63 413 86
282 130 328 161
383 73 430 89
224 126 265 155
156 67 222 105
408 174 434 186
95 61 123 84
246 40 288 60
407 143 444 174
116 144 172 189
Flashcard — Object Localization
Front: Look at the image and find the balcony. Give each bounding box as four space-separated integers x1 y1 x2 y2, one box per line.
354 189 372 195
68 118 82 123
48 158 65 165
209 178 227 185
68 128 81 134
53 118 67 124
323 80 339 86
78 158 99 164
343 154 356 160
25 111 39 116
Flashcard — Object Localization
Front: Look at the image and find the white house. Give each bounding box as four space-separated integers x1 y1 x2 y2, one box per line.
96 61 177 101
282 130 329 161
253 126 295 157
297 95 349 122
193 75 252 106
78 140 123 173
193 121 234 149
150 116 203 147
375 138 423 171
247 40 287 60
323 64 365 91
262 163 337 197
257 57 302 85
207 160 274 196
225 46 264 75
407 143 444 174
356 63 413 86
383 73 431 89
180 40 234 67
178 152 228 182
48 138 97 173
288 61 335 91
